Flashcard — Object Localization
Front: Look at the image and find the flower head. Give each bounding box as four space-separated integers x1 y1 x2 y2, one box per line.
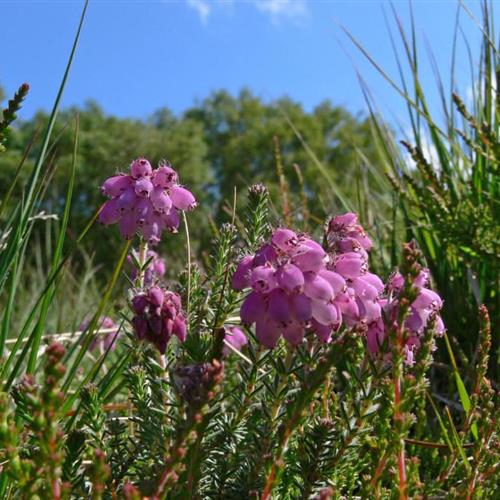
233 228 345 348
99 158 196 245
366 269 445 365
131 286 187 354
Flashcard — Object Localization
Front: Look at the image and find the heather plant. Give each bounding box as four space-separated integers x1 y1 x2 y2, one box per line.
0 1 498 498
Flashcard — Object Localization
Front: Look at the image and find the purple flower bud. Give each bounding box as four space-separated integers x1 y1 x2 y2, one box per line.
134 198 152 225
251 266 276 294
119 212 137 240
276 263 304 293
362 272 385 293
232 255 254 290
153 256 166 277
148 286 164 308
311 300 339 326
311 320 334 343
272 228 298 253
101 175 132 197
318 270 346 296
333 253 367 279
99 199 121 225
387 272 404 293
134 178 154 198
253 244 278 266
290 293 312 322
142 221 162 246
150 187 172 213
173 315 187 342
282 321 304 345
117 187 137 213
162 208 180 233
366 318 385 354
130 158 152 179
132 315 148 340
412 289 443 311
223 326 248 356
414 269 430 289
329 212 358 230
356 297 381 322
255 317 281 348
304 273 334 301
170 185 197 211
132 294 148 314
435 316 446 335
351 277 378 301
153 164 178 188
336 292 360 325
268 289 292 323
240 291 266 324
292 246 325 273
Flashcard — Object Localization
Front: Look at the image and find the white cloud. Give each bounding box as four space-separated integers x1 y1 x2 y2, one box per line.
184 0 308 26
186 0 211 25
254 0 309 25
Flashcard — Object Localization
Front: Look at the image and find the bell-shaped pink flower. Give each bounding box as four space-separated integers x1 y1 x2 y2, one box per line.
134 178 154 198
101 175 132 198
268 289 292 323
290 293 312 322
276 263 304 293
232 255 254 290
99 199 121 225
119 213 137 240
130 158 152 179
282 321 304 345
251 266 276 294
223 326 248 356
153 164 178 188
304 273 334 301
255 317 281 348
272 228 299 253
150 187 172 213
170 185 197 211
311 300 338 326
240 292 266 324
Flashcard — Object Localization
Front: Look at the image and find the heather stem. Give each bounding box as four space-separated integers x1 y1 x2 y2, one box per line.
395 327 407 500
182 211 192 316
136 238 148 289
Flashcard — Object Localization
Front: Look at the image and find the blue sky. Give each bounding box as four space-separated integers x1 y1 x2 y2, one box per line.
0 0 485 125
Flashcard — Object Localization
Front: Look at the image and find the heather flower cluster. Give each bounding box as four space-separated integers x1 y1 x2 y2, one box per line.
367 269 445 365
232 212 445 359
131 286 187 354
99 158 196 245
232 228 347 347
325 213 384 329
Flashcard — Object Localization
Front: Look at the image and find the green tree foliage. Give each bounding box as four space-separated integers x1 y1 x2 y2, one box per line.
0 89 381 272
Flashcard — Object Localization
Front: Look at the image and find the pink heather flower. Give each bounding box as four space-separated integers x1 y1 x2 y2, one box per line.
325 213 383 329
223 326 248 356
366 269 445 365
80 316 120 353
131 287 187 354
99 157 196 245
326 212 372 256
